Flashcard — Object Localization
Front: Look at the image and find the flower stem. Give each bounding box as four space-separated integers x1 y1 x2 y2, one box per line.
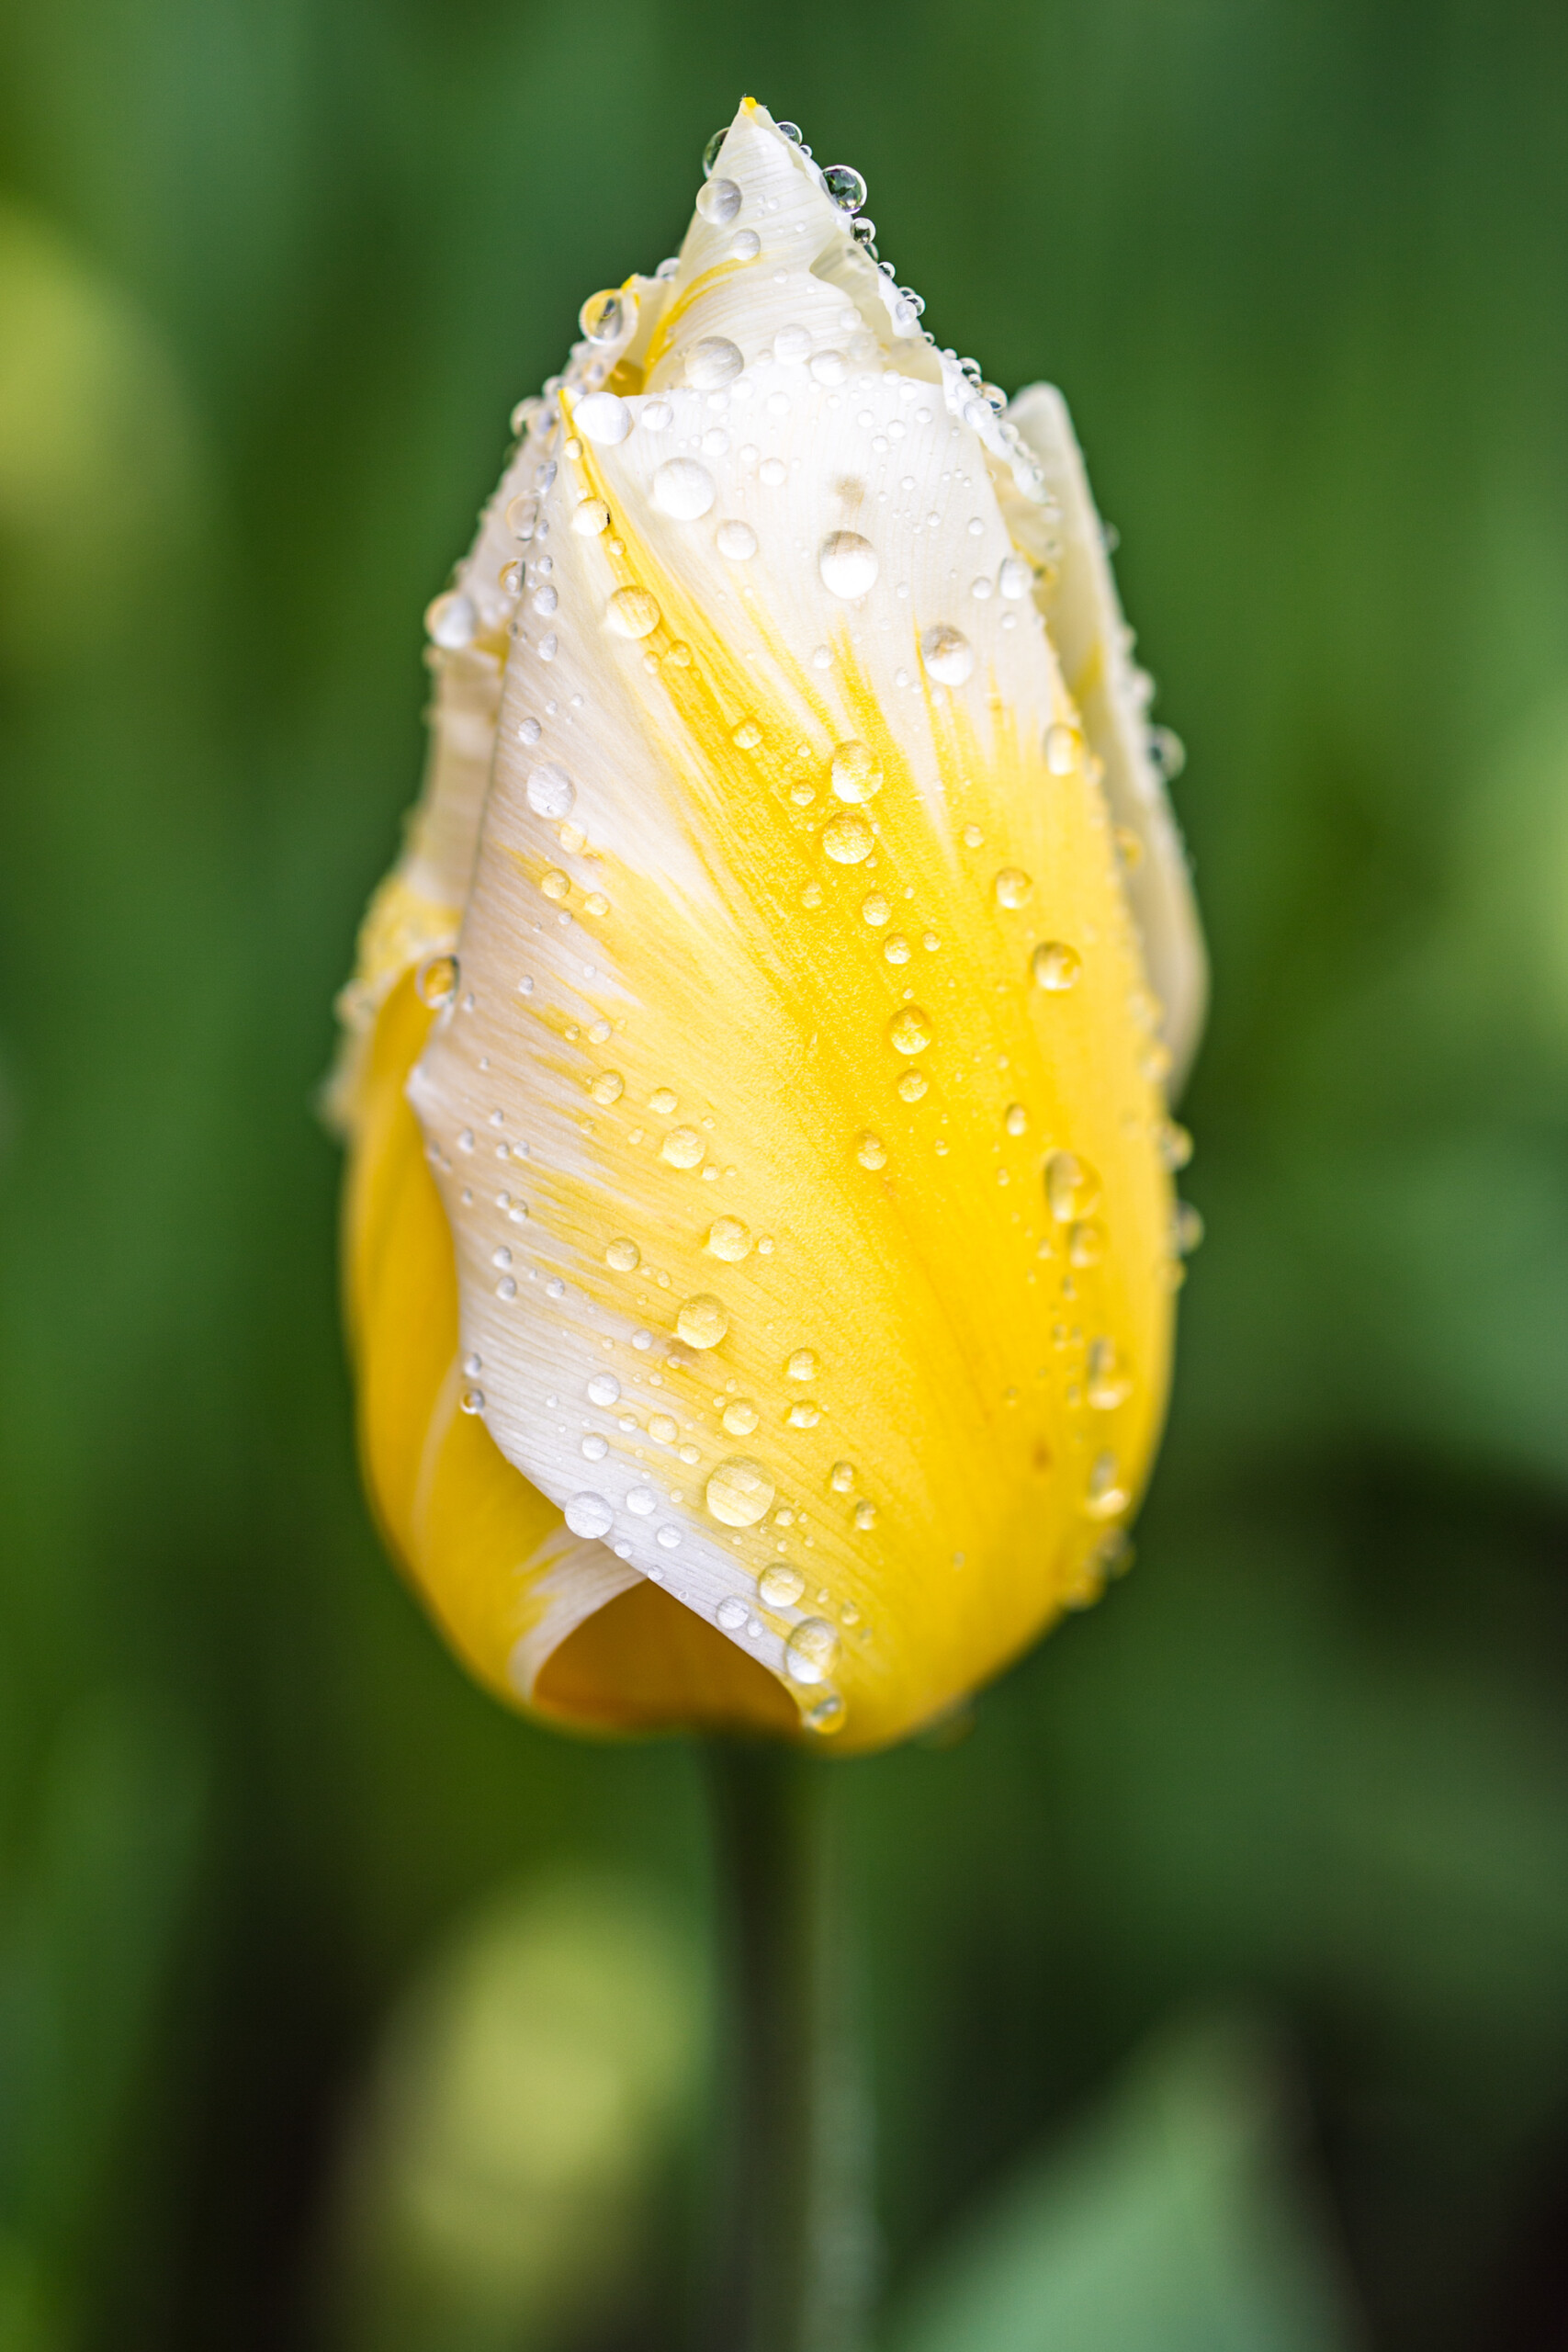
705 1741 872 2352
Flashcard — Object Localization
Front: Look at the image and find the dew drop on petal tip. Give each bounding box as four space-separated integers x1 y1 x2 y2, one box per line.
653 458 716 520
526 763 575 818
920 626 973 684
1032 941 1081 990
819 533 878 598
707 1456 775 1526
580 288 634 345
784 1618 840 1686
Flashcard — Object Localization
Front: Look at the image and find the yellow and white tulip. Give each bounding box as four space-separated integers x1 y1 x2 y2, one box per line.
332 99 1205 1754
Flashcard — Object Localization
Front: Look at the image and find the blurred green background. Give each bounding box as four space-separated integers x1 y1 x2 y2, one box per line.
5 2 1568 2346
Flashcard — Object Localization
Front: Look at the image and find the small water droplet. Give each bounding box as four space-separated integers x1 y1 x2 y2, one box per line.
506 494 539 540
1005 1102 1028 1136
587 1373 621 1408
998 555 1032 599
1044 723 1080 775
606 586 660 639
723 1399 761 1436
897 1070 927 1102
565 1492 614 1538
649 1087 678 1114
887 1005 932 1055
525 762 575 821
653 458 717 520
1174 1201 1204 1254
786 1349 818 1381
707 1216 751 1261
1084 1451 1129 1521
830 741 882 802
425 591 476 650
626 1485 657 1516
758 1562 805 1608
1067 1219 1105 1267
853 1500 877 1531
1032 941 1081 990
784 1617 840 1686
590 1069 625 1105
581 1432 609 1461
804 1691 847 1734
541 869 570 902
460 1385 485 1414
715 1594 750 1633
697 175 741 223
733 718 762 749
821 162 867 212
920 625 973 684
677 1294 728 1349
731 229 761 260
606 1237 641 1272
686 336 744 390
662 1127 705 1169
810 350 847 385
572 497 610 536
1158 1120 1193 1170
823 813 874 863
861 892 890 925
1148 725 1186 781
417 953 458 1009
707 1455 775 1526
773 323 811 362
883 934 910 965
584 890 610 918
1045 1151 1102 1222
994 866 1032 908
788 1399 821 1428
1087 1339 1132 1410
716 519 758 560
649 1412 680 1444
819 532 879 598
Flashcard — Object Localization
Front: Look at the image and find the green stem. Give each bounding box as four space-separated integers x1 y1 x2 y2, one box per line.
705 1742 872 2352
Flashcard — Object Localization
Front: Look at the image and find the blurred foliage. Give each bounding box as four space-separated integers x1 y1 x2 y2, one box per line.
4 1 1568 2347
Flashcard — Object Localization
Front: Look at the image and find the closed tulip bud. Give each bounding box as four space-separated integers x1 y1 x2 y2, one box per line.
332 100 1205 1754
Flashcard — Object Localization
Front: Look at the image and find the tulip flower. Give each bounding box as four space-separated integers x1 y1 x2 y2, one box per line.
333 98 1204 1756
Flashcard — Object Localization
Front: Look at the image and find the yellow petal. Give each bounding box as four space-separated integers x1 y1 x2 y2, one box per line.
337 100 1201 1753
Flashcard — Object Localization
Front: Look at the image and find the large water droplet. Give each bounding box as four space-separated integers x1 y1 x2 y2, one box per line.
716 1595 750 1632
773 323 811 363
994 867 1032 908
653 458 717 520
587 1373 622 1407
819 532 879 598
606 586 661 639
707 1456 775 1526
662 1126 705 1169
575 390 631 444
723 1399 760 1436
697 175 740 222
920 626 973 684
786 1349 818 1381
716 519 758 560
831 741 882 802
526 762 575 818
707 1216 751 1261
758 1562 806 1608
425 591 476 650
1032 941 1081 990
677 1294 729 1349
821 163 867 212
1045 1151 1102 1222
731 229 761 261
572 497 609 536
784 1618 840 1686
649 1413 679 1445
565 1492 615 1538
580 288 636 345
541 869 570 902
591 1070 625 1105
887 1005 932 1055
686 336 744 390
606 1236 641 1272
804 1692 847 1734
823 813 874 863
853 1500 877 1531
626 1486 658 1516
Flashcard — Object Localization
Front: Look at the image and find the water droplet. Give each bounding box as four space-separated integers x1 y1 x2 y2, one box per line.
823 813 874 863
830 741 882 802
417 953 458 1009
606 1237 640 1272
580 288 634 345
731 229 761 261
586 1374 622 1409
804 1692 847 1735
572 497 610 536
642 399 673 432
649 1413 680 1445
686 336 744 390
653 458 716 520
998 554 1032 599
994 867 1032 908
760 458 786 486
786 1349 818 1382
541 869 570 902
1174 1202 1204 1255
853 1500 877 1531
707 1456 775 1527
776 119 804 143
887 1005 932 1055
723 1399 760 1436
1032 941 1081 990
821 163 867 212
524 762 575 820
1087 1339 1132 1410
606 585 660 639
656 1524 682 1550
853 1131 886 1170
1005 1102 1028 1136
707 1216 751 1261
1114 825 1144 868
1045 1151 1102 1222
862 894 891 929
460 1385 485 1414
819 531 879 598
565 1492 614 1538
1148 725 1186 781
491 1245 513 1271
425 591 476 650
829 1461 855 1492
702 129 728 177
809 350 847 385
677 1294 728 1349
696 175 741 223
717 519 757 560
773 323 811 363
662 1126 705 1169
1085 1451 1129 1521
590 1070 625 1106
649 1087 678 1114
883 934 910 965
1158 1120 1193 1170
575 389 631 445
920 626 973 684
784 1617 840 1686
626 1485 657 1516
506 494 539 540
788 1399 821 1428
1044 723 1080 775
1067 1219 1104 1267
897 1070 927 1102
581 1432 609 1461
584 890 609 918
715 1594 750 1633
759 1562 806 1608
733 718 762 749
